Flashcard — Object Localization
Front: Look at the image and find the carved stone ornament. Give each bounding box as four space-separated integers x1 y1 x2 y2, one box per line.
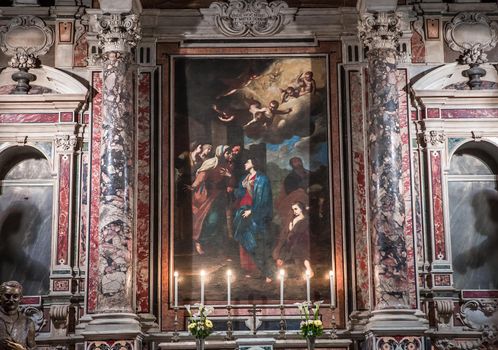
19 305 46 334
418 130 446 148
0 15 54 57
444 13 498 62
358 12 402 51
97 13 141 54
204 0 295 37
435 300 454 328
55 134 79 153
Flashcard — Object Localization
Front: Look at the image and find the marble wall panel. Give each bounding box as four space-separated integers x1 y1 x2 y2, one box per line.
87 71 103 313
441 108 498 119
0 113 58 123
349 69 370 310
431 151 446 261
136 71 152 313
79 152 89 270
56 154 70 266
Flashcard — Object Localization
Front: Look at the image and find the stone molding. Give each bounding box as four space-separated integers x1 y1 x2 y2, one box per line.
202 0 296 37
358 12 402 51
97 13 141 53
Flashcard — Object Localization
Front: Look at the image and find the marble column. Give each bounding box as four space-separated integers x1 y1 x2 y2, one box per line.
359 12 409 310
95 11 140 314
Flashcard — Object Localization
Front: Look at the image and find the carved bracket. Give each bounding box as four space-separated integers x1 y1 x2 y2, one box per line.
435 300 454 329
55 134 79 153
203 0 296 37
417 130 446 149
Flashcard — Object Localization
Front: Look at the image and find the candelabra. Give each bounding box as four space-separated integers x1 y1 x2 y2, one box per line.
172 306 180 342
278 304 286 339
225 305 234 340
329 305 337 339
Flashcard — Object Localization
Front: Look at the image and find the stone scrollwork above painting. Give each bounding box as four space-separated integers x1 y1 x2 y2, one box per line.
456 300 498 348
203 0 296 37
0 15 54 58
444 13 498 65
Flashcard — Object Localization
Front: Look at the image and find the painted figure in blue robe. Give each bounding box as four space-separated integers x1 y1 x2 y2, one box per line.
233 157 275 283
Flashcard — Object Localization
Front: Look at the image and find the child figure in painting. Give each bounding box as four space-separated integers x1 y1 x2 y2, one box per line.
244 100 292 130
297 71 316 96
275 201 313 277
280 86 299 103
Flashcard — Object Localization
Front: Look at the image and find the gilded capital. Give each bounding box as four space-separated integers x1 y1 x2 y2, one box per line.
358 12 402 51
97 13 141 54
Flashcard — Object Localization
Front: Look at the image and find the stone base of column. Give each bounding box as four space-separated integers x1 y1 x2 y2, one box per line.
138 313 160 333
82 313 144 350
366 309 429 334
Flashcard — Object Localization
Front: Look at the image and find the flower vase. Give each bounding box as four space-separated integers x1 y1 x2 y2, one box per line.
196 338 205 350
306 336 316 350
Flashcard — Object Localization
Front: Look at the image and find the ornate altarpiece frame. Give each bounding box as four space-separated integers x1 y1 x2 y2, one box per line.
158 42 345 332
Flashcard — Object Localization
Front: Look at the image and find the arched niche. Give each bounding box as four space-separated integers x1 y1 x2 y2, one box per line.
0 145 53 296
447 141 498 290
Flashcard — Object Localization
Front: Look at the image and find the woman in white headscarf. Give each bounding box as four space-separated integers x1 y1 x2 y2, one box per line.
190 145 232 255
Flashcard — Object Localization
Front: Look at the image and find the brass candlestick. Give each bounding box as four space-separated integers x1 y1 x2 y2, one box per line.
172 306 180 342
278 304 286 339
225 305 234 340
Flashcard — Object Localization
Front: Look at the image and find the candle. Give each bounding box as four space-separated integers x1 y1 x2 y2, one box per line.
279 269 285 305
227 269 232 306
329 270 336 308
305 270 311 303
200 270 205 305
174 271 179 308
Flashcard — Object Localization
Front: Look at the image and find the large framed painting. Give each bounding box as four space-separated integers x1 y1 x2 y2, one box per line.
159 43 344 330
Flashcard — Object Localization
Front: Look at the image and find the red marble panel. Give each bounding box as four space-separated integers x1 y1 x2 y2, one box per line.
431 151 446 260
53 279 70 292
136 71 152 313
60 112 73 122
20 296 41 305
87 72 103 313
411 111 417 121
398 69 417 308
433 274 451 287
79 152 89 269
462 290 498 298
349 70 370 310
57 155 70 265
74 32 88 67
411 24 425 63
426 108 439 119
441 108 498 119
0 113 58 123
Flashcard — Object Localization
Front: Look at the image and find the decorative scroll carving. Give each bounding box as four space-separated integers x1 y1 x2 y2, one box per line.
418 130 446 148
0 15 54 57
55 134 79 153
97 13 141 54
206 0 295 37
358 12 402 51
445 13 498 59
435 300 454 328
19 305 46 334
49 305 70 336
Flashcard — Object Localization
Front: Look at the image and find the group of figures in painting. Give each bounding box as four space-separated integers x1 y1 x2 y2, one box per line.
173 57 332 301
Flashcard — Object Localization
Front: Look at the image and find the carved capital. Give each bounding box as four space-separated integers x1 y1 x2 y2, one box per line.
55 134 79 153
97 13 141 54
204 0 295 37
418 130 446 148
358 12 402 51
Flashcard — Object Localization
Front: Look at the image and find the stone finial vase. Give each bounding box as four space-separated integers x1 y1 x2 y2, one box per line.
306 336 316 350
196 338 205 350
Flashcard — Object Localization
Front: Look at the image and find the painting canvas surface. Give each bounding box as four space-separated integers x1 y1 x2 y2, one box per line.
171 56 333 304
